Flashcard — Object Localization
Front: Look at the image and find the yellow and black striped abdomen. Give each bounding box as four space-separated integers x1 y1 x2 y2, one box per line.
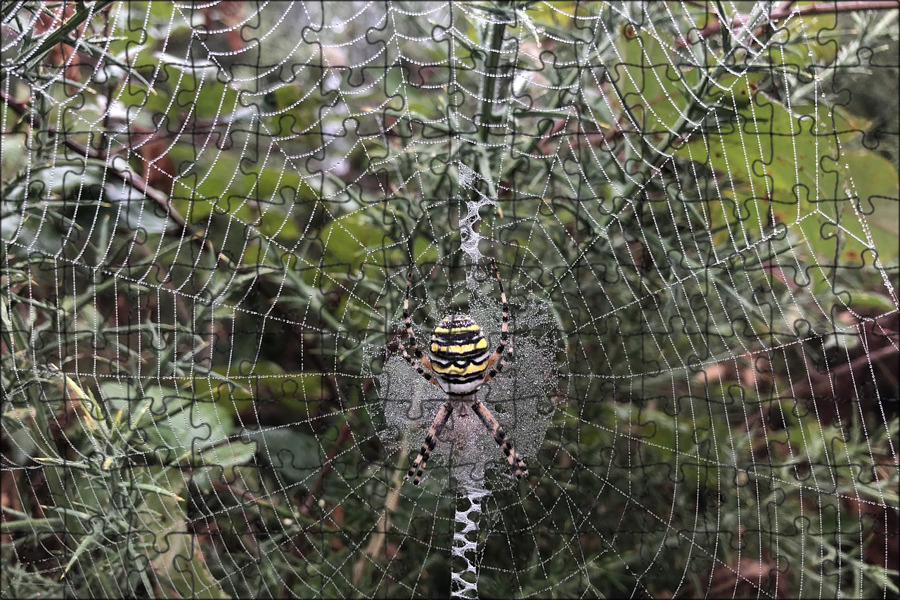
429 315 492 395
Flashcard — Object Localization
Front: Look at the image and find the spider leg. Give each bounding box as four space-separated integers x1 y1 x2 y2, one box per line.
398 267 441 388
397 337 441 388
406 400 454 485
482 258 510 376
471 399 528 479
403 266 427 361
481 339 512 386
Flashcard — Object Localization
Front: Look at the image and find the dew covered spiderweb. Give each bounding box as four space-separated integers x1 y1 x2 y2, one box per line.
1 2 898 598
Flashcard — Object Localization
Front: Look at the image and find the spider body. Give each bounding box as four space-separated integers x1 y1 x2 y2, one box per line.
429 315 491 396
397 261 528 485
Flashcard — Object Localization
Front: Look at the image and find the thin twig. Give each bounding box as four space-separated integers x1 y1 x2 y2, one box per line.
301 421 353 514
1 90 217 257
679 1 898 48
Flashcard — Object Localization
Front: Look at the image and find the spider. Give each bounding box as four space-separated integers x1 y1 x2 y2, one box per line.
397 259 528 485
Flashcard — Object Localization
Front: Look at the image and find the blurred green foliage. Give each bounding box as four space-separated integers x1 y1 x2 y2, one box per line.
2 1 897 597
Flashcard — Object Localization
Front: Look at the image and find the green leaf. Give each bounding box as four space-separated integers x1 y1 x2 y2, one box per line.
141 491 229 598
59 530 102 580
829 149 899 266
608 23 691 136
246 428 322 486
676 75 851 259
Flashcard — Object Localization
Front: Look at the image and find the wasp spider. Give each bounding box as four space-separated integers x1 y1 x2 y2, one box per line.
397 260 528 485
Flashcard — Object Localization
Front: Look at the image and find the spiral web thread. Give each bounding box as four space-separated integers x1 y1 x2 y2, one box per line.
1 2 898 598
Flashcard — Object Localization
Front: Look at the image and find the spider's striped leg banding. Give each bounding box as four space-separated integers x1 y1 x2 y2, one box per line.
472 399 528 479
483 259 510 375
403 267 426 361
398 336 441 388
406 400 454 485
398 268 441 389
482 339 512 386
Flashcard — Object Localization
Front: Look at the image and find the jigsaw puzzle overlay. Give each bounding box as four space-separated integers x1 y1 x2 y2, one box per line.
1 2 897 598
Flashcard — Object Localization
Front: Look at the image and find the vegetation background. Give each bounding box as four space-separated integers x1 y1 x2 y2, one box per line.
2 2 897 597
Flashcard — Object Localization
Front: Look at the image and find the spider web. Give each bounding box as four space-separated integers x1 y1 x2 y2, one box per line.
1 1 898 598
